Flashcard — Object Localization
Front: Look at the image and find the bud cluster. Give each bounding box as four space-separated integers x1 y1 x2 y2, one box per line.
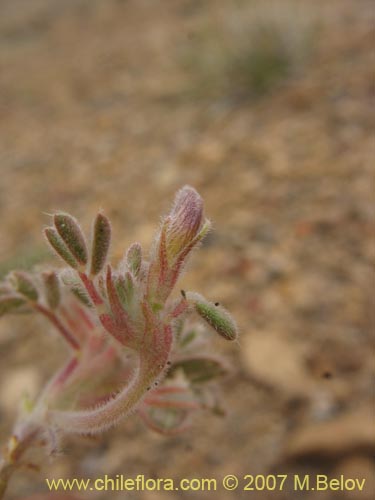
0 186 238 497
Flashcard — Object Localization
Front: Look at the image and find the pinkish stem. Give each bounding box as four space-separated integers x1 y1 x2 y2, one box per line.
79 272 103 306
34 304 80 350
49 326 173 434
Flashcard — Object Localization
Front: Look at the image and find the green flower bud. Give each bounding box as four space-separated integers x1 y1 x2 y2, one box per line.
54 213 88 266
42 271 61 309
10 271 39 302
0 294 27 317
186 292 238 341
126 243 142 277
90 212 111 276
44 227 78 268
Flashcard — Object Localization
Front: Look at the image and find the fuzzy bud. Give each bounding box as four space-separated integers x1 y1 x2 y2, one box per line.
115 272 134 307
0 294 26 317
10 271 39 302
186 292 238 341
90 213 111 276
54 213 88 266
60 269 91 306
166 185 206 261
44 227 78 268
126 243 142 277
42 271 61 309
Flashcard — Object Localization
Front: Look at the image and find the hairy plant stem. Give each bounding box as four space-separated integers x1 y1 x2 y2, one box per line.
50 342 172 434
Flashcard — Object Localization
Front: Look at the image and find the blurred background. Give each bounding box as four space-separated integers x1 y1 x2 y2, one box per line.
0 0 374 499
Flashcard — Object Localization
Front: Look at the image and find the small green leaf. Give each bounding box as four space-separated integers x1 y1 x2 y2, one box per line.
115 272 134 307
0 294 27 317
42 271 61 309
90 213 111 276
60 270 92 306
54 213 88 266
44 227 78 269
10 271 39 301
71 286 92 307
126 243 142 277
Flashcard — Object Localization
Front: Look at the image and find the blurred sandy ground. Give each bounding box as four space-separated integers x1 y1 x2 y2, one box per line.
0 0 374 499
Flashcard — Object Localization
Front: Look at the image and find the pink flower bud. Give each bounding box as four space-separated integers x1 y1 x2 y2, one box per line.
147 186 211 304
166 185 205 261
